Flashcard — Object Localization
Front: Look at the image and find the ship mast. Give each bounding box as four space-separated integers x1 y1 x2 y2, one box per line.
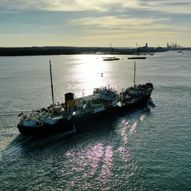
133 61 136 87
49 60 55 105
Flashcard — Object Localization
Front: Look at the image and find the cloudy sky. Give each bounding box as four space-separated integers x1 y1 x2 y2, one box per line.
0 0 191 47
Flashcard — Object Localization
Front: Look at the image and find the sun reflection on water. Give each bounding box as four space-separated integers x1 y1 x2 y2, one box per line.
117 146 131 162
65 142 113 187
130 122 138 134
99 145 113 182
72 55 110 96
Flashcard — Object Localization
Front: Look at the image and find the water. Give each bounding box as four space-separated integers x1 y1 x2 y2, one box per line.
0 51 191 190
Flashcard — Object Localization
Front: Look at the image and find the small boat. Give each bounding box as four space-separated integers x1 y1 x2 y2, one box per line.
128 56 146 59
103 57 120 61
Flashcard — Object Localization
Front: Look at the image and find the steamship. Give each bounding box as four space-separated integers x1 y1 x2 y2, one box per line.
17 61 154 135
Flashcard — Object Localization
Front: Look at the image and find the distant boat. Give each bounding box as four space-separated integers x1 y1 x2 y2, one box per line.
103 57 120 61
128 56 146 59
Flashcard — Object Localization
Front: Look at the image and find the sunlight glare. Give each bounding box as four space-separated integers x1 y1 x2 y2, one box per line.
73 55 109 95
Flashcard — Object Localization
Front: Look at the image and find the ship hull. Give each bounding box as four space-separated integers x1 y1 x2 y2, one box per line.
17 94 152 136
17 117 74 135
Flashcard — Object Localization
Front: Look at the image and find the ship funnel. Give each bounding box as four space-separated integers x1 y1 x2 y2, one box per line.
65 92 75 111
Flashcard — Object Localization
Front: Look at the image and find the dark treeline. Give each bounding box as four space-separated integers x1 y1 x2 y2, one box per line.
0 46 170 56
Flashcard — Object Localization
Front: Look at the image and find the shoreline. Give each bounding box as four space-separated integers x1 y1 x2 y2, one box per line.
0 46 170 56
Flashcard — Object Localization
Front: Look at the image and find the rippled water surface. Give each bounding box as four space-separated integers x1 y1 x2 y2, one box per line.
0 51 191 190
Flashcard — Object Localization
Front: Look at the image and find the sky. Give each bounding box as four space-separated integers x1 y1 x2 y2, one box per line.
0 0 191 47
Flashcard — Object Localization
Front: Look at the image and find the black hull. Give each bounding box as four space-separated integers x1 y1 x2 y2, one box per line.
17 95 152 136
74 95 151 129
17 117 74 135
128 57 146 59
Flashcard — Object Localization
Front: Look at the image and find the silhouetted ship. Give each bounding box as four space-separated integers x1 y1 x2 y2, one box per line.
103 57 120 61
17 61 153 135
128 56 146 59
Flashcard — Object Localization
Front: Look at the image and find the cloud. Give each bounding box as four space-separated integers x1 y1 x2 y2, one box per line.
0 0 191 47
0 0 191 15
71 16 170 31
0 0 126 11
69 14 191 47
138 0 191 14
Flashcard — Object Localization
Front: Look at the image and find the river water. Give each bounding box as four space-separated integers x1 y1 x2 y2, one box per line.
0 51 191 191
